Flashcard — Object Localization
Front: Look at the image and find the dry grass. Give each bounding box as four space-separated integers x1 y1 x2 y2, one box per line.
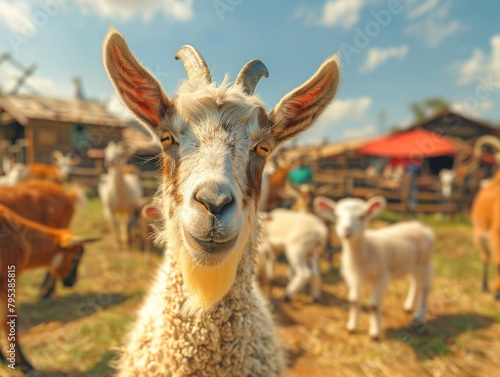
1 200 499 376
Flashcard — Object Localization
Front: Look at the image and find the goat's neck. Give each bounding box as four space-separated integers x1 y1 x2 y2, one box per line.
341 236 368 266
108 159 127 195
20 228 61 270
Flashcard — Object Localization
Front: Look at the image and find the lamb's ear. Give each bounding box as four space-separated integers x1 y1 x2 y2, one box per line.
269 55 340 145
365 196 386 217
313 196 336 222
142 204 160 220
103 28 170 130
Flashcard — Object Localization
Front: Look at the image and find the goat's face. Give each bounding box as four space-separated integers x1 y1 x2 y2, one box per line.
52 234 99 286
52 151 80 182
103 141 129 168
103 28 340 311
51 244 85 287
161 84 268 267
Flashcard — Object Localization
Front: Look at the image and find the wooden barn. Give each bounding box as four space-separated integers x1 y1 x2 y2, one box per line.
410 109 500 141
276 110 500 215
0 94 127 168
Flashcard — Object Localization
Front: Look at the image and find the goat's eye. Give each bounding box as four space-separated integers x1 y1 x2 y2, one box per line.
160 131 175 148
254 141 270 157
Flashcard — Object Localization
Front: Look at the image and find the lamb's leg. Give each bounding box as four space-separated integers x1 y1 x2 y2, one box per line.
346 283 361 333
285 262 311 300
404 273 417 312
104 207 121 251
368 277 388 339
310 258 321 301
284 246 311 300
473 227 490 292
414 265 432 327
116 214 130 251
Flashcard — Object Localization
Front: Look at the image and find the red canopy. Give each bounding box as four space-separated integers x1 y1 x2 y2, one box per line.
358 130 456 158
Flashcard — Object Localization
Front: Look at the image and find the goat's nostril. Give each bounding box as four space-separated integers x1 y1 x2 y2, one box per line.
194 185 234 214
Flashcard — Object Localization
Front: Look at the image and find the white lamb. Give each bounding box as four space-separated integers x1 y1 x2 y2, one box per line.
314 195 434 339
258 209 328 300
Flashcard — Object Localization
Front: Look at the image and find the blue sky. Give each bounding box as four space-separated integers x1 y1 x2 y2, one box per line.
0 0 499 145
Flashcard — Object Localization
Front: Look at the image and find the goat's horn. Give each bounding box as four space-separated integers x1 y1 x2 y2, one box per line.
473 136 500 158
473 135 500 166
236 60 269 95
175 45 211 83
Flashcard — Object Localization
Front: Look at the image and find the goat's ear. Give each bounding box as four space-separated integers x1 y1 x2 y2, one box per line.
365 196 386 217
103 28 170 130
313 196 336 222
269 55 340 145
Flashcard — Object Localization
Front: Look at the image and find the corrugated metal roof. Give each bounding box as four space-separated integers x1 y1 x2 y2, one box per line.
0 94 127 127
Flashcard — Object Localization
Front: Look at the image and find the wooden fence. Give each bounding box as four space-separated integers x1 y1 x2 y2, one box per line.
312 169 474 215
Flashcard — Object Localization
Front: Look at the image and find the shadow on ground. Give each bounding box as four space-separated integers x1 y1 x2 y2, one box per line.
19 293 131 329
386 312 496 359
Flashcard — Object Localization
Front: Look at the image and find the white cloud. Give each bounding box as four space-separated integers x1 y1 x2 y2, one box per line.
456 35 500 85
404 0 465 48
75 0 194 22
406 0 439 19
321 0 364 29
360 45 408 73
295 0 364 30
0 1 33 34
319 96 373 126
342 123 376 138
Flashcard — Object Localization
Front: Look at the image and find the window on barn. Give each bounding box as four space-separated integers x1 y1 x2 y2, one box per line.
71 124 91 154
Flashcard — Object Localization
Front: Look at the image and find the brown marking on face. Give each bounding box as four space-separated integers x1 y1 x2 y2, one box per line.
243 154 266 210
161 154 174 177
168 158 183 212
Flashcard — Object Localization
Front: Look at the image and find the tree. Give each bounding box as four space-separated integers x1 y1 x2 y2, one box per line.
410 97 449 121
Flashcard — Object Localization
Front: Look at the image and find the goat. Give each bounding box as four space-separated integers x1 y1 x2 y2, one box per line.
314 195 434 339
103 28 339 376
258 209 327 300
98 141 143 251
0 164 28 186
278 181 314 212
25 151 80 183
471 136 500 300
0 204 98 373
135 197 160 258
0 181 86 299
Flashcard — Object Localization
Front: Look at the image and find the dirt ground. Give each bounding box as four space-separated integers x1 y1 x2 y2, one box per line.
1 200 499 376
